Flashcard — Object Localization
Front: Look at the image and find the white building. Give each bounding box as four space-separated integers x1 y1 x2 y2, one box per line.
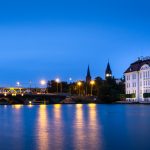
125 57 150 102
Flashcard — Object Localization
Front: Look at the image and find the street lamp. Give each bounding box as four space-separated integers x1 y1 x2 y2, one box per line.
90 80 95 96
40 80 47 104
69 77 72 95
16 82 21 93
40 80 47 94
55 78 60 93
69 77 72 82
40 80 46 86
77 81 82 96
16 82 20 87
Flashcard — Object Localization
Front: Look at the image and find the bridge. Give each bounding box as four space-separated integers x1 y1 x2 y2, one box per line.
0 87 46 95
0 87 67 105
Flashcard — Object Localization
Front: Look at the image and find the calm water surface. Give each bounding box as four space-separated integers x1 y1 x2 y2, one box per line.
0 104 150 150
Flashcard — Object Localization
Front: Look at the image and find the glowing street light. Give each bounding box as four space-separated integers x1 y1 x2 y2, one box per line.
40 80 46 86
69 77 72 82
90 80 95 96
40 80 47 94
69 77 72 95
55 78 60 93
16 82 20 87
90 80 95 85
77 81 82 86
55 78 60 83
77 81 82 96
16 82 21 93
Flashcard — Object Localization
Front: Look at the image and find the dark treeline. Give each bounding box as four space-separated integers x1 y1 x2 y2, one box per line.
95 76 125 103
47 76 125 103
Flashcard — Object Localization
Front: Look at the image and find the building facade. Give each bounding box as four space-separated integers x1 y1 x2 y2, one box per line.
125 57 150 102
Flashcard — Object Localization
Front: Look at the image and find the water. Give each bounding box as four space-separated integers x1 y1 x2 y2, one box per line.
0 104 150 150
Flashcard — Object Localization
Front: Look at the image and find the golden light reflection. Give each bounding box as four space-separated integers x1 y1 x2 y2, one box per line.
40 104 47 109
53 104 62 122
54 104 61 109
76 104 83 108
53 104 63 149
12 105 23 110
37 105 49 150
88 103 96 108
74 104 85 149
88 104 97 125
27 104 33 108
88 104 102 149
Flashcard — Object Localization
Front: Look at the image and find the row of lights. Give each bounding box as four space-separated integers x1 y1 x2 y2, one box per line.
14 78 95 87
16 78 65 87
17 78 95 87
77 80 95 96
15 78 95 95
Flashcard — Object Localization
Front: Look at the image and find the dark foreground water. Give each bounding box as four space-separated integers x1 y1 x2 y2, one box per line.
0 104 150 150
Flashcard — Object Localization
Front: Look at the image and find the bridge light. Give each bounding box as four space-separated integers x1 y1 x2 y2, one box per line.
12 93 16 96
4 93 7 96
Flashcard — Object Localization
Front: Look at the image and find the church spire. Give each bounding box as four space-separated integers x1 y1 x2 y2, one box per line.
86 65 91 83
105 61 112 79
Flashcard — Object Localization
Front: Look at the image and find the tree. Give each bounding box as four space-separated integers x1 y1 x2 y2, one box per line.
96 76 125 103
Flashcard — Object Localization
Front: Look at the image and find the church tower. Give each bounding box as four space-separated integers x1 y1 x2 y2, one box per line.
86 65 91 84
105 62 112 79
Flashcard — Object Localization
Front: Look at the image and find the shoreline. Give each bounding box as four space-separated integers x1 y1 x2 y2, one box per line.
1 102 150 105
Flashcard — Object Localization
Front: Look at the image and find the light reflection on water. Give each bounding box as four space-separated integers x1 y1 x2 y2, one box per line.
12 104 23 109
74 104 85 149
88 104 102 149
37 105 49 150
52 104 64 149
73 104 101 149
36 104 101 150
1 105 150 150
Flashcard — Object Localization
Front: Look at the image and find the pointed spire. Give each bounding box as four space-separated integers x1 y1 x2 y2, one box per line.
87 65 91 77
105 61 112 79
86 65 91 83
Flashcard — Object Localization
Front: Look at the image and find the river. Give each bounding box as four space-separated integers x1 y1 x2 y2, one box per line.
0 104 150 150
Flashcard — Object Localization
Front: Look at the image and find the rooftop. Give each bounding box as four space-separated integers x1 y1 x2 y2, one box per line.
125 56 150 73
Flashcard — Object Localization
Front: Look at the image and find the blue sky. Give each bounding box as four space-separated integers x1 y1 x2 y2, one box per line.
0 0 150 86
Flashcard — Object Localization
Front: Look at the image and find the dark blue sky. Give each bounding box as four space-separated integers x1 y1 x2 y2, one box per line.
0 0 150 86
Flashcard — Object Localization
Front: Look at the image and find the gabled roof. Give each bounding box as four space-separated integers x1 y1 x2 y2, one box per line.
124 58 150 73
